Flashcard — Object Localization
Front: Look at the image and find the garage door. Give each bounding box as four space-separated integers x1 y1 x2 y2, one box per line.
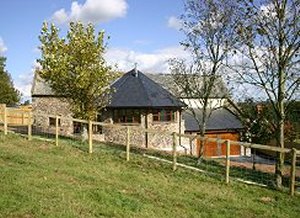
196 132 240 157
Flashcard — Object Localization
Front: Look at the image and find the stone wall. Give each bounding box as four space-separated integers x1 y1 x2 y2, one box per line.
32 97 73 136
101 109 189 153
102 125 145 147
32 100 190 153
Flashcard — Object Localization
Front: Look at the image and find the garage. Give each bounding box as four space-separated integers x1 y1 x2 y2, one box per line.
183 108 244 157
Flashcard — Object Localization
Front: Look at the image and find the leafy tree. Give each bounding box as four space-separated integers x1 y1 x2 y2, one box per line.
37 22 115 120
236 99 277 145
169 0 239 160
286 101 300 141
0 56 20 105
232 0 300 188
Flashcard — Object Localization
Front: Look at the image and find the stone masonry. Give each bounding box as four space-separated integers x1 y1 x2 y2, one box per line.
32 97 73 136
32 97 189 152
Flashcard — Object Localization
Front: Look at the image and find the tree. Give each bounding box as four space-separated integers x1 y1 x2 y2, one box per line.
236 99 277 145
0 56 20 105
169 0 239 160
232 0 300 188
37 22 115 120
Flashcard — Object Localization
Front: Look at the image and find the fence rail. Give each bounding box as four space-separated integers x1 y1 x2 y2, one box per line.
0 104 299 196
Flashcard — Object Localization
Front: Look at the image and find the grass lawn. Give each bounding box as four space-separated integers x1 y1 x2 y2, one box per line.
0 133 300 217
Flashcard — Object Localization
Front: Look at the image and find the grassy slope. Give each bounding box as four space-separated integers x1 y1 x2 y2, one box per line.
0 134 299 218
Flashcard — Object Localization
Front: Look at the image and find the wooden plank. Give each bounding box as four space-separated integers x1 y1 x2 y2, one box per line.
189 137 193 155
27 112 32 141
22 113 25 125
290 148 297 196
177 133 291 154
172 132 177 171
55 116 59 146
88 120 93 154
4 105 7 135
73 118 89 124
225 140 231 184
126 127 130 161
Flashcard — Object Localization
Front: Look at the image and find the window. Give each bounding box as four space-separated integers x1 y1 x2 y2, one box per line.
113 109 141 123
152 109 176 122
49 117 61 127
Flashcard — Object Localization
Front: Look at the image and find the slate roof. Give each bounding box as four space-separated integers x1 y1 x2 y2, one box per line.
108 69 186 108
146 73 229 98
31 74 54 96
183 108 243 132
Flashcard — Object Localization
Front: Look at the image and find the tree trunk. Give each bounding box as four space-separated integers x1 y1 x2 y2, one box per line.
275 119 285 189
275 2 286 189
197 121 206 164
197 103 208 164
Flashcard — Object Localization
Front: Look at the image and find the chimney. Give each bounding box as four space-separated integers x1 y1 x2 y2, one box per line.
134 63 138 77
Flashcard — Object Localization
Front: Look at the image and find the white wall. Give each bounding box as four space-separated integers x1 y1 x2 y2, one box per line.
182 98 226 109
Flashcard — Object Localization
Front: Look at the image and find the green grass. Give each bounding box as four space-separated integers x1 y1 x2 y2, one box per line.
0 134 300 218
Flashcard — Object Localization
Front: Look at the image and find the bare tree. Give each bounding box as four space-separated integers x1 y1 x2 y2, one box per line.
169 0 239 160
232 0 300 188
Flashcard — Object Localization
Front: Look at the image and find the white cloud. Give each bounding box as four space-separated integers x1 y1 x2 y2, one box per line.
52 0 128 24
167 16 182 31
15 74 32 99
0 37 7 55
14 61 41 99
105 46 190 73
52 9 69 25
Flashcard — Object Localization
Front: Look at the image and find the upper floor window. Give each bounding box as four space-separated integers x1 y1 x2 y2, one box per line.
152 109 176 122
113 109 141 123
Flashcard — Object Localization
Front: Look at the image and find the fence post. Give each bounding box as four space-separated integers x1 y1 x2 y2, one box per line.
22 112 25 125
126 126 130 161
55 116 59 146
189 137 193 155
3 104 7 135
27 112 32 141
290 148 297 196
172 132 177 171
225 140 231 184
88 120 93 154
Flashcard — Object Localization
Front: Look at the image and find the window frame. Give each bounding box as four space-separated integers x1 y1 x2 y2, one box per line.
113 109 141 124
152 109 176 122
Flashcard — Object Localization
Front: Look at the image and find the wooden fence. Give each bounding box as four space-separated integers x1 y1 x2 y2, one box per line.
0 104 32 138
0 109 299 196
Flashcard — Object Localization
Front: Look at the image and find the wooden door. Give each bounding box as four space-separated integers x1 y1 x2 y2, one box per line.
196 132 240 157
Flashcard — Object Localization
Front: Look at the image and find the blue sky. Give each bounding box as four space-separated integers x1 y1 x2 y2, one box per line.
0 0 187 101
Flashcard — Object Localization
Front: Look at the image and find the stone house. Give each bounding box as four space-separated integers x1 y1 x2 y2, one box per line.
32 69 246 156
102 68 186 149
31 73 73 136
31 68 186 151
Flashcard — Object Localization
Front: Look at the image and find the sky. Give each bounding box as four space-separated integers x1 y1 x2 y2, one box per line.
0 0 188 101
